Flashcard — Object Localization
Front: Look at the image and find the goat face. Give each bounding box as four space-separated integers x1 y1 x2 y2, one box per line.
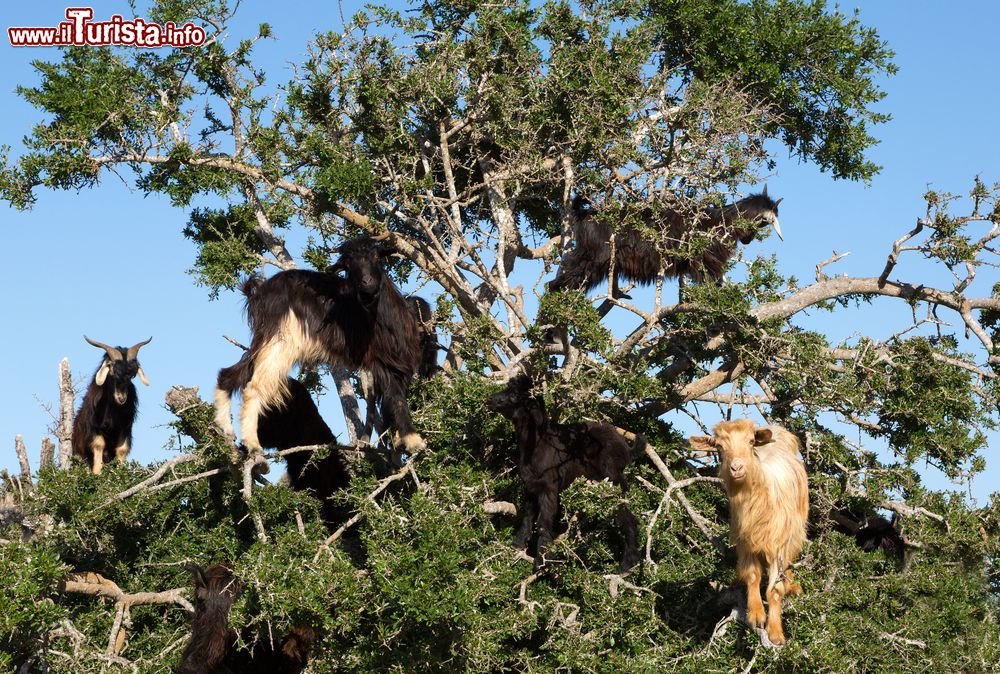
486 375 533 415
329 237 388 306
689 420 772 484
189 563 243 612
85 336 151 404
736 188 783 242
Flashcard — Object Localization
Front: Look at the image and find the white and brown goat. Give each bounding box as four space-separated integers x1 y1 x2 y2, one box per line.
689 420 808 645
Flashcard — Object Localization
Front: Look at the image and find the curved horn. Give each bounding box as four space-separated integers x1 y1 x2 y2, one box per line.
762 184 769 197
84 335 122 361
126 336 153 361
774 197 783 207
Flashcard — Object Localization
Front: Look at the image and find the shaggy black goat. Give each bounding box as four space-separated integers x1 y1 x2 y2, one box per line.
72 336 151 475
486 375 643 572
177 564 314 674
215 236 426 460
548 189 783 294
257 377 350 525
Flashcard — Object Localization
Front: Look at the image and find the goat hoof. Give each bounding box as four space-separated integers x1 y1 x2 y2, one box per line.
767 629 786 646
747 607 766 628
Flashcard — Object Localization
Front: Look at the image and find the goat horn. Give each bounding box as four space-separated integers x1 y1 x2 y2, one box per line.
762 184 769 197
126 337 153 361
84 336 122 361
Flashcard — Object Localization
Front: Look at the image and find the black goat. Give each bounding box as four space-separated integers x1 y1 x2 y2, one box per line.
177 564 314 674
72 336 151 475
486 375 643 572
257 378 350 525
215 236 426 461
548 189 783 294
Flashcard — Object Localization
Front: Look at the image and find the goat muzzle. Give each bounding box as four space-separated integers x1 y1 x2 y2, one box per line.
729 459 747 481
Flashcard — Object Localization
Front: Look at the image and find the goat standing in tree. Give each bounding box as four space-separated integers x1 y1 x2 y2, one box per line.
548 189 783 294
487 374 643 572
72 336 151 475
689 420 808 646
177 564 314 674
215 236 426 463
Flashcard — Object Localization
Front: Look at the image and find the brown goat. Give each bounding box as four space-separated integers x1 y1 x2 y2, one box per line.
689 420 808 646
549 189 782 294
487 375 644 572
177 564 314 674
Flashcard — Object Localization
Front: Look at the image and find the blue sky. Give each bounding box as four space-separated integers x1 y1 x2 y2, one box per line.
0 1 997 502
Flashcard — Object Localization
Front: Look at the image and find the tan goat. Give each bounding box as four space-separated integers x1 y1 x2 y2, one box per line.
689 420 808 645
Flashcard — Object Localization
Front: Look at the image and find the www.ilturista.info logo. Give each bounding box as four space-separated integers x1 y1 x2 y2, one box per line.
8 7 206 47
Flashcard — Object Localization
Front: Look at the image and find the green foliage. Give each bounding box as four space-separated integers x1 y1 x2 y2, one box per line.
3 381 998 672
647 0 896 181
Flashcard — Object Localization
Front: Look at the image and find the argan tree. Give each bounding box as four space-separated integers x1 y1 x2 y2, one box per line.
2 0 998 672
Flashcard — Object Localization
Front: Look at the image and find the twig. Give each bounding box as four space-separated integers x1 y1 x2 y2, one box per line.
58 359 74 470
878 630 927 649
881 500 950 532
59 571 194 657
815 250 850 282
15 436 31 482
222 335 248 351
109 454 202 503
40 438 55 471
637 438 724 551
314 453 422 561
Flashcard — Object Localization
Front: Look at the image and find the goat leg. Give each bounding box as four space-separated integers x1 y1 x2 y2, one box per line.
380 378 426 456
533 490 558 570
615 504 641 573
737 551 765 628
513 495 537 550
90 436 106 475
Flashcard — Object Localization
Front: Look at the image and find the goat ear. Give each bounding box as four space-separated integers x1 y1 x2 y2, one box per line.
137 366 149 387
185 562 206 587
754 429 773 446
688 435 718 452
95 362 111 386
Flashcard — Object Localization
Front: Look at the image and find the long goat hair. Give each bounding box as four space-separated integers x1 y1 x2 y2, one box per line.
214 236 425 459
72 336 151 475
257 377 350 525
177 564 315 674
487 374 644 572
548 189 783 294
689 420 808 646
